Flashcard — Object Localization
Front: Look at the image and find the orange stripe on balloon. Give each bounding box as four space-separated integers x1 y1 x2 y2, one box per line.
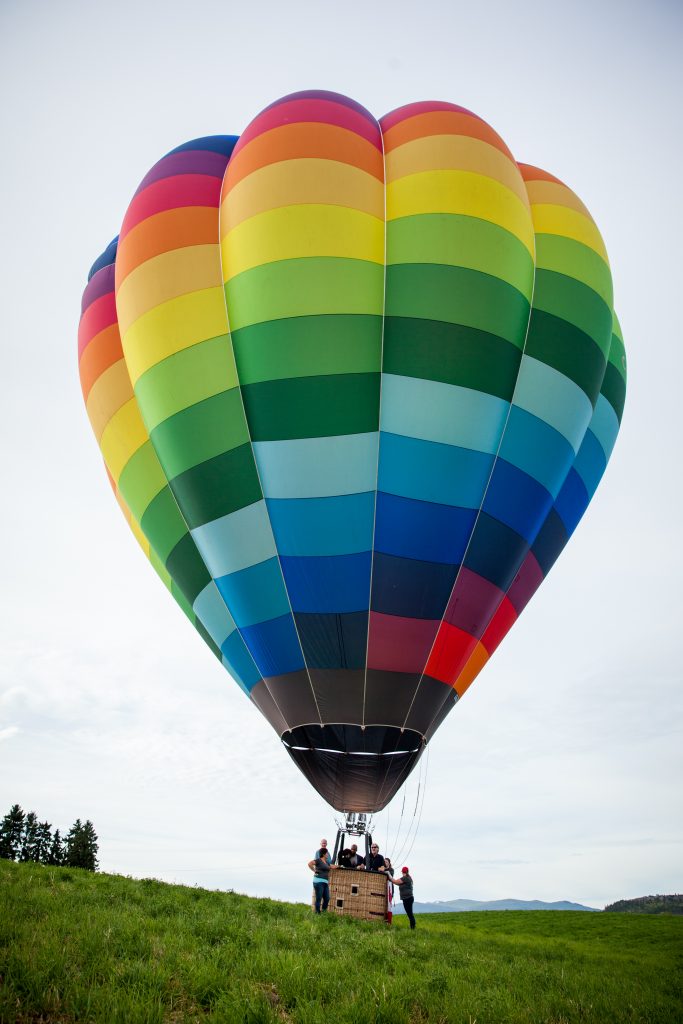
115 207 220 283
223 123 384 193
382 111 513 161
78 324 123 402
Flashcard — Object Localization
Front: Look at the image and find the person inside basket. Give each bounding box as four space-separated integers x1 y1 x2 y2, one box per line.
307 851 336 912
359 842 385 872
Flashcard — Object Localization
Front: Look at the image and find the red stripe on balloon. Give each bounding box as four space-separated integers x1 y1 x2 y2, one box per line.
119 175 222 239
425 622 479 685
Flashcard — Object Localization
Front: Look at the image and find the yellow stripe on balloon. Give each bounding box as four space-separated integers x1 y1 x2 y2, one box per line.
121 287 229 386
86 360 134 442
386 135 530 208
222 204 385 281
531 204 609 263
99 398 148 482
387 170 535 256
221 159 384 232
524 179 593 220
116 246 223 336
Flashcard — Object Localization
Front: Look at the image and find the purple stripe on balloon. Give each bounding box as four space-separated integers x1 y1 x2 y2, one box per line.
506 552 544 614
135 150 231 195
443 567 505 638
81 262 116 314
259 89 377 126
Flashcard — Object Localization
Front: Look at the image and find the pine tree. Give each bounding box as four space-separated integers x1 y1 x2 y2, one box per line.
80 821 99 871
48 829 64 866
0 804 25 860
19 812 39 862
36 821 53 864
64 818 83 868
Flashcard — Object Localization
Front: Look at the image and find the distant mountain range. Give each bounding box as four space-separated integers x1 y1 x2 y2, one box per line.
393 898 599 914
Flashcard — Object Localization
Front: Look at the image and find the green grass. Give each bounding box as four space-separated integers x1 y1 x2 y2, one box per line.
1 860 681 1023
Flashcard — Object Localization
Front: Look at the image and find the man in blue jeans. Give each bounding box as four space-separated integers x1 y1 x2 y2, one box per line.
308 852 335 912
395 866 416 928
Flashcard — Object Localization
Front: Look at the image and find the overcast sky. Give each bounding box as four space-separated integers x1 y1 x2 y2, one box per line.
1 0 681 909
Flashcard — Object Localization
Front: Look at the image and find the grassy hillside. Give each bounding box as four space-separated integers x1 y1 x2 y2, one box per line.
1 860 681 1023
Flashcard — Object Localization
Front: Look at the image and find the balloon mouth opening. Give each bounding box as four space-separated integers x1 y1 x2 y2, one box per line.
282 723 423 754
281 724 425 812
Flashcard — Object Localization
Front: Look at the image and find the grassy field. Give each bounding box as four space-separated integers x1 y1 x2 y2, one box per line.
1 860 681 1023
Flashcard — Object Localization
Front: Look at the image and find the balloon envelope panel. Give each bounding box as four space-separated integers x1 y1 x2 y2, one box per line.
79 92 625 812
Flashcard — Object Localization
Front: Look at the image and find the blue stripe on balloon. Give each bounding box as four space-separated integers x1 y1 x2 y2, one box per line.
253 433 378 499
378 433 493 508
221 631 262 692
374 491 475 564
572 428 608 499
371 552 458 619
280 552 372 613
294 612 368 670
498 406 575 497
482 459 553 544
215 557 292 628
464 513 529 592
240 614 306 677
267 493 375 557
380 374 508 453
553 467 590 536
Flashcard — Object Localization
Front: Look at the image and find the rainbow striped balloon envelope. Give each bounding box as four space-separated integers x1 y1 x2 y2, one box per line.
78 91 626 812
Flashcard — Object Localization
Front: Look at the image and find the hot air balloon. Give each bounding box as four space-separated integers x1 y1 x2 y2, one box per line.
78 91 626 815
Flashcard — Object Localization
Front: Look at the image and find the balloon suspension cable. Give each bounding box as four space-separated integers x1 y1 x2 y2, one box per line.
393 744 429 868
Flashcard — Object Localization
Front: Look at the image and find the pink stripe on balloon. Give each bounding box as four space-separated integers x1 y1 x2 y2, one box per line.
380 100 480 133
235 97 382 156
78 292 117 357
367 612 440 674
119 175 222 239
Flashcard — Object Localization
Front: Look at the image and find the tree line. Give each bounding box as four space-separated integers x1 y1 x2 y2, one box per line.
0 803 99 871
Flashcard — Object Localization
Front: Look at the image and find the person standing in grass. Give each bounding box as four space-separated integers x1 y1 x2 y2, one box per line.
308 852 335 913
395 866 416 929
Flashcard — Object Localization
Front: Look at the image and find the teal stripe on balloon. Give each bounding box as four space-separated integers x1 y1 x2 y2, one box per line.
191 500 278 578
380 375 508 452
252 434 379 498
512 356 594 453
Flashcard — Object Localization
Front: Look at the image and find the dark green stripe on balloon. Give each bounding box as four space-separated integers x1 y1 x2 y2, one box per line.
383 317 522 401
240 373 380 441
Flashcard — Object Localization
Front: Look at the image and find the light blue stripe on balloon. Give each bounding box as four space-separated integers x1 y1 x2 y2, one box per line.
512 356 593 454
590 393 620 460
380 374 508 453
267 492 375 556
191 500 277 578
378 433 494 508
573 428 607 498
499 406 575 497
193 582 237 647
215 557 292 628
253 433 379 499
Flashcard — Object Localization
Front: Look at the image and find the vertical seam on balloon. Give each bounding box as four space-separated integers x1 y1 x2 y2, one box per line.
110 244 278 726
360 119 388 731
397 178 539 734
217 161 324 730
